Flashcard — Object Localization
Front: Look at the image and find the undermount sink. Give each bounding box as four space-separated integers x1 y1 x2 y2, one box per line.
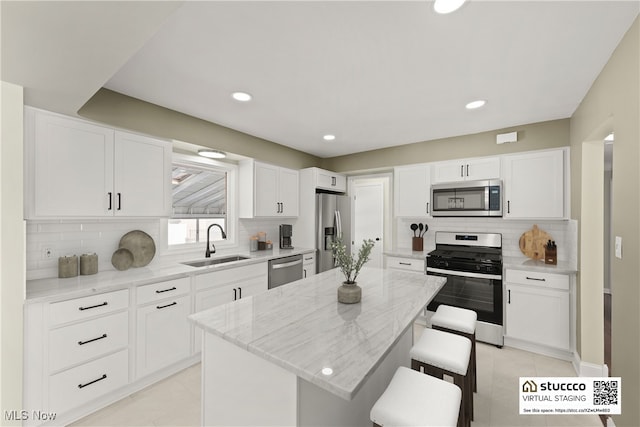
182 255 250 268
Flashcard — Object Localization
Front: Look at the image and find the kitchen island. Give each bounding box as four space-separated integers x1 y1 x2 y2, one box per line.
189 267 446 426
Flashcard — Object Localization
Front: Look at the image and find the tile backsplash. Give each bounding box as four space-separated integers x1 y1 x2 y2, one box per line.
26 218 298 280
396 217 577 267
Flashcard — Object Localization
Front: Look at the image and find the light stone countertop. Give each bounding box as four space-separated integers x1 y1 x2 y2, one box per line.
26 247 315 303
503 256 577 274
189 266 446 401
383 249 428 260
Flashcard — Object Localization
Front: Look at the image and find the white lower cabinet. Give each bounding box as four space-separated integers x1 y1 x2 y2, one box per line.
24 289 130 426
505 269 571 352
303 253 316 278
384 256 425 273
48 349 129 415
136 278 191 379
194 262 268 352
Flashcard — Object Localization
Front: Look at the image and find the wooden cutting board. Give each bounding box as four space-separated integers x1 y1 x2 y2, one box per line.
519 225 553 260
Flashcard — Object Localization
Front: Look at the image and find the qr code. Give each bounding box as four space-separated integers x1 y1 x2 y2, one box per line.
593 380 619 405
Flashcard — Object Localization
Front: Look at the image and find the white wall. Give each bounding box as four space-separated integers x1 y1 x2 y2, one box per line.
1 81 25 425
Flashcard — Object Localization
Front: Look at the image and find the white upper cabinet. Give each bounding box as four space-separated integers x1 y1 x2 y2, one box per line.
309 167 347 193
25 108 171 218
502 148 567 219
113 131 172 216
394 164 431 217
431 156 501 183
239 159 299 218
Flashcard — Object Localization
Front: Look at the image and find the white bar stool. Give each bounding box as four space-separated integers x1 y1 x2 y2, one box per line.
370 366 461 427
410 328 472 427
431 304 478 392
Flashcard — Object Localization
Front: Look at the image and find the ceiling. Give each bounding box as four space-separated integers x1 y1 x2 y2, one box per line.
3 2 639 158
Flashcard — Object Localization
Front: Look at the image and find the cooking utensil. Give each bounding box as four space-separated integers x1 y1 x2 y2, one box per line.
418 223 423 237
519 224 553 260
410 223 418 237
421 223 429 237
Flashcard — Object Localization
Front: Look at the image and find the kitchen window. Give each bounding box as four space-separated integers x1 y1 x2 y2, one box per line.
166 153 237 249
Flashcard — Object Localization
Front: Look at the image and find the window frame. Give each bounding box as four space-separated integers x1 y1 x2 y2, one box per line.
161 152 238 255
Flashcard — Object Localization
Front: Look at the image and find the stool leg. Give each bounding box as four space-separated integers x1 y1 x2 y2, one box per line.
433 325 477 393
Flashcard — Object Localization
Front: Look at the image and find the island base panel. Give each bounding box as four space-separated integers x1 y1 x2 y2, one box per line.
202 333 297 426
298 326 412 426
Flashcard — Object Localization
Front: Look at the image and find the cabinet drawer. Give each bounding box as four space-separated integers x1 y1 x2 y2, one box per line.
49 289 129 326
195 262 266 291
49 311 128 373
137 277 190 305
49 349 128 414
386 256 425 273
505 269 569 290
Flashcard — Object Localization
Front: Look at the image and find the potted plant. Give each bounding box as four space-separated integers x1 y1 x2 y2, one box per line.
331 237 375 303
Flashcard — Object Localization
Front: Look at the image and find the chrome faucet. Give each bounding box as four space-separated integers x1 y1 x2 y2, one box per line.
205 224 227 258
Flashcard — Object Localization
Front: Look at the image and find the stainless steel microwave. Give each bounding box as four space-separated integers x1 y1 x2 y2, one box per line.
431 179 502 217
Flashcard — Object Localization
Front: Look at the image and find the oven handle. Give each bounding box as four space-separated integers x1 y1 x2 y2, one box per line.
426 267 502 281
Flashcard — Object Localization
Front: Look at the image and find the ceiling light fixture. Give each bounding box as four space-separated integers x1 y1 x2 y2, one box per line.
434 0 467 14
231 91 252 102
465 100 486 110
198 149 227 159
323 134 336 141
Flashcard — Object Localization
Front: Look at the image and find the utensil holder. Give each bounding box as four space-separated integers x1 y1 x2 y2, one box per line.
412 237 424 252
544 247 557 265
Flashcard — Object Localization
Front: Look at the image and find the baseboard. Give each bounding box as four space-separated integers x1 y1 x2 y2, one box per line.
504 336 573 363
572 351 608 377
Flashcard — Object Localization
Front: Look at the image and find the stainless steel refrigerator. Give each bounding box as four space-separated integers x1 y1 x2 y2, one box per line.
316 193 351 273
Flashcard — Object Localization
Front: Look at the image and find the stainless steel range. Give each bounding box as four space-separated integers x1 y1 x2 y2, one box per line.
426 232 504 346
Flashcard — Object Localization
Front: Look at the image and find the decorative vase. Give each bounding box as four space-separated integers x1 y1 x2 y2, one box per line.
337 281 362 304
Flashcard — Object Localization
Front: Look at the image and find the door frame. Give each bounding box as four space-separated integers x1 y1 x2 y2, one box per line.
347 173 392 258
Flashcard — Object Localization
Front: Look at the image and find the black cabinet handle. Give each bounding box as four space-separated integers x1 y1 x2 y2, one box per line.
426 202 430 214
78 374 107 389
461 165 464 177
507 200 511 214
508 289 511 304
399 262 411 266
117 193 122 211
331 176 336 186
107 192 112 211
156 302 177 309
155 287 177 294
79 301 108 311
466 164 469 176
304 269 307 278
233 288 237 301
526 276 546 282
238 287 242 299
78 334 107 346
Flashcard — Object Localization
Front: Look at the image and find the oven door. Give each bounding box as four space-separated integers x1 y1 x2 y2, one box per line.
426 267 503 325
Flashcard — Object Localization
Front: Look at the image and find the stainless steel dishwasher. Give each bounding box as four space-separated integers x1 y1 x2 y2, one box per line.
268 254 303 289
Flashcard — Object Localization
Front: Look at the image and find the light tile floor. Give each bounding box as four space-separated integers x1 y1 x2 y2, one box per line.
72 325 603 427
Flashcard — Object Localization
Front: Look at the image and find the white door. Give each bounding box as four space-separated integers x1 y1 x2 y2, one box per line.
353 181 384 268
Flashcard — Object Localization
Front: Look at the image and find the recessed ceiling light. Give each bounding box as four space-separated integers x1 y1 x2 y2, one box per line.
465 100 486 110
434 0 467 14
231 92 252 102
323 134 336 141
198 149 227 159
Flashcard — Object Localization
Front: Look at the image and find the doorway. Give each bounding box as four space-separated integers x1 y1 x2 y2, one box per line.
349 174 392 269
